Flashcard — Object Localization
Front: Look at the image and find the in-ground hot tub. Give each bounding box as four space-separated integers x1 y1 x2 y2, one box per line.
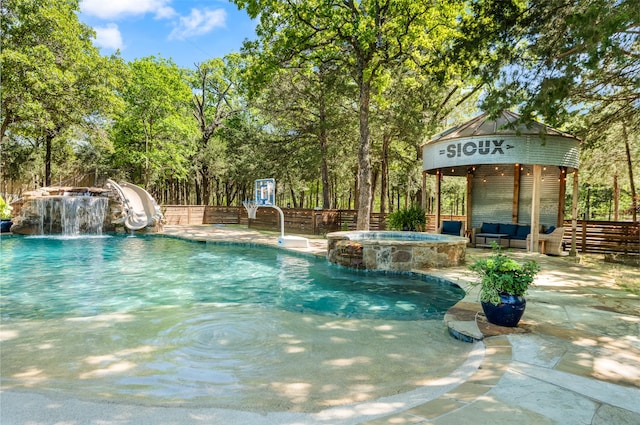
327 231 467 271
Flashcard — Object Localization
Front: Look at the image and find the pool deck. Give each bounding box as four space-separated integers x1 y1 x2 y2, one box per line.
2 224 639 425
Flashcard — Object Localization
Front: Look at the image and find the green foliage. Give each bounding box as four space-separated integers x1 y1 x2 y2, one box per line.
480 0 639 128
469 244 540 305
0 195 13 219
111 56 197 187
1 0 126 185
386 205 426 232
233 0 472 228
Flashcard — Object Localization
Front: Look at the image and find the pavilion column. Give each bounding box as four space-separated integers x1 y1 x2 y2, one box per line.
570 169 579 257
557 166 567 227
421 171 427 212
435 169 441 230
512 164 521 223
529 164 542 252
466 169 473 237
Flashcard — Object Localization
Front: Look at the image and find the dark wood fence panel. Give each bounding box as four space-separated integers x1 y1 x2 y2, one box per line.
248 208 320 234
563 220 639 254
203 206 241 224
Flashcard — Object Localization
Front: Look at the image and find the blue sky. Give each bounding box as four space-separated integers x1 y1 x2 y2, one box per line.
78 0 257 68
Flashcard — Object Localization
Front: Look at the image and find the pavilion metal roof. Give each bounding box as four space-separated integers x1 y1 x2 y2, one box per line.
424 110 581 145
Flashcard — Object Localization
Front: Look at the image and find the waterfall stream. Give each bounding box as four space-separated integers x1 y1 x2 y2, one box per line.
34 196 109 236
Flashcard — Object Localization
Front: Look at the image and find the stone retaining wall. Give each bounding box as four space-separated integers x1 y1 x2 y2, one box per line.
327 231 467 271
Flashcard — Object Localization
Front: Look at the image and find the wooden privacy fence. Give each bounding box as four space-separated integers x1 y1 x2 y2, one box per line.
162 206 638 255
162 205 462 234
163 205 382 234
562 220 639 255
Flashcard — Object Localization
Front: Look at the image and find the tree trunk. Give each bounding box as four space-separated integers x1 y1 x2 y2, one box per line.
319 126 330 210
195 176 202 205
44 128 60 187
356 68 372 230
622 124 637 222
316 78 331 209
613 172 619 221
380 133 390 214
200 164 210 206
371 166 378 213
45 132 53 187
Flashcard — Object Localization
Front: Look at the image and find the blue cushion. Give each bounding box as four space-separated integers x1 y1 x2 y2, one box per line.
442 221 462 235
516 225 531 238
499 223 518 237
546 225 556 234
481 222 499 233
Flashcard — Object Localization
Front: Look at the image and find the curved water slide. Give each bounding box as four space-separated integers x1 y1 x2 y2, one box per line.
107 180 162 231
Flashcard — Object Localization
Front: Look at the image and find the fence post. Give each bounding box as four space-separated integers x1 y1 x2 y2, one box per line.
581 220 587 253
312 211 318 235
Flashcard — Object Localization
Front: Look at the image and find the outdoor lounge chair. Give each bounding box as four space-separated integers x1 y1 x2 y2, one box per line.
527 226 565 255
438 220 465 237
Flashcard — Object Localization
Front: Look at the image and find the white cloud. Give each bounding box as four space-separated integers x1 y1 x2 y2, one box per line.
80 0 175 20
94 23 124 50
169 8 227 40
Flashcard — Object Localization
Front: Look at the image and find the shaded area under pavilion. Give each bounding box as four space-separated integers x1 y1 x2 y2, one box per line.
421 110 581 253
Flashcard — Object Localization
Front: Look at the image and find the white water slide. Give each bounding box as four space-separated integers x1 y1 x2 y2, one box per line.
107 180 162 231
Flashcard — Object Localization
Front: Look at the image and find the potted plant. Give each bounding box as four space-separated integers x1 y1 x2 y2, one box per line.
468 244 540 327
386 205 426 231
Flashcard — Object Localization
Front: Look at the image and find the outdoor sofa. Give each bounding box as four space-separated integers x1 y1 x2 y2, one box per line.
471 222 536 249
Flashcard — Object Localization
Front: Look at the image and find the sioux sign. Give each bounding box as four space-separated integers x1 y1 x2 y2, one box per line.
441 139 513 158
422 135 580 172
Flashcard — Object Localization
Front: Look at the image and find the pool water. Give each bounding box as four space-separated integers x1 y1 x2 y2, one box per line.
0 235 471 411
1 235 463 321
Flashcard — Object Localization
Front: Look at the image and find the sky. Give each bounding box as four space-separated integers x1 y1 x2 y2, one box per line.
78 0 257 68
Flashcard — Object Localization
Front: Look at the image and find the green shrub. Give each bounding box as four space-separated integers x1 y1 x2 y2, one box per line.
386 205 426 231
0 195 12 219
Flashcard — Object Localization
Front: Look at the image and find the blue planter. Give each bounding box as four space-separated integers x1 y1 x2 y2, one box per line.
481 294 526 327
0 219 12 233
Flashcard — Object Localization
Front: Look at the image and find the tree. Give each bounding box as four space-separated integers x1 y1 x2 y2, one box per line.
1 0 125 186
253 62 357 209
190 54 245 205
472 0 638 223
111 56 197 189
485 0 639 126
234 0 469 229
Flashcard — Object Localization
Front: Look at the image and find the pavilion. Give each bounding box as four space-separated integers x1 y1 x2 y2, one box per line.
421 110 581 253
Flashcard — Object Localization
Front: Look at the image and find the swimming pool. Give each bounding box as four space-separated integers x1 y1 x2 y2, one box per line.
0 234 471 411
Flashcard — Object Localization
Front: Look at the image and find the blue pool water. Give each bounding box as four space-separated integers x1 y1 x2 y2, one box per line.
1 235 463 321
0 234 472 410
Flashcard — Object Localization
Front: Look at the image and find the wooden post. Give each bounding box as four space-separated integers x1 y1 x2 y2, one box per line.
421 171 427 212
557 167 566 227
570 169 579 256
466 169 473 236
512 164 521 223
435 169 441 230
530 164 542 252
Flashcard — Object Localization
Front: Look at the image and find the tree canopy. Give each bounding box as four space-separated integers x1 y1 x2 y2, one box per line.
1 0 638 223
1 0 125 185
